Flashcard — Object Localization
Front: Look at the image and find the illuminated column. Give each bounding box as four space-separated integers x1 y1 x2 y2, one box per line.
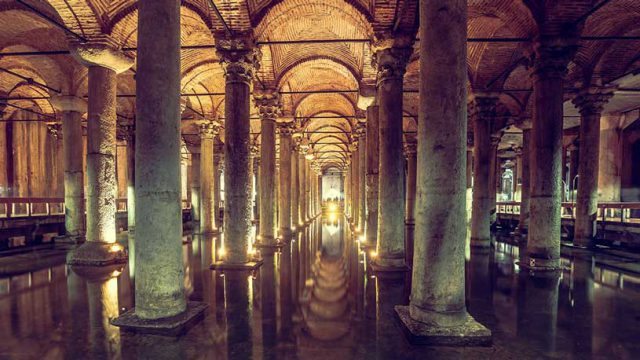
572 87 613 247
291 143 300 229
50 95 87 241
199 120 220 234
278 122 294 238
298 152 307 225
121 124 136 235
213 141 223 231
365 104 379 247
67 43 132 265
404 139 417 266
517 120 532 236
350 141 359 228
469 94 499 249
527 38 576 271
190 153 201 225
305 161 311 220
358 126 366 232
489 133 501 225
396 0 491 344
253 153 260 223
215 37 260 266
373 42 411 270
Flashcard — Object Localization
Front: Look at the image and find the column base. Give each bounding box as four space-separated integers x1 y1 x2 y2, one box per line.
210 260 263 271
516 255 563 272
66 241 128 266
469 237 491 249
370 257 409 273
111 301 208 336
54 234 85 244
394 306 492 346
70 263 126 281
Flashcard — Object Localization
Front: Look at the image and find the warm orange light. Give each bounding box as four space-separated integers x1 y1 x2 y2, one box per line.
218 247 227 257
109 243 123 253
370 251 378 258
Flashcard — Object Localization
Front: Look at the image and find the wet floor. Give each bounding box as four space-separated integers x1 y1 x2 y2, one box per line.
1 216 640 359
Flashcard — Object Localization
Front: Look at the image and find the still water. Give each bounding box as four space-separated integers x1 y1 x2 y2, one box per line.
1 217 640 359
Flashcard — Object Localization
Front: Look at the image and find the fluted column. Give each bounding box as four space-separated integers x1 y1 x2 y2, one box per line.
572 87 613 247
277 122 294 238
215 37 260 265
404 140 417 267
67 43 132 265
373 43 411 270
50 95 87 241
199 120 220 234
396 0 490 344
527 38 576 270
469 95 499 248
365 105 379 247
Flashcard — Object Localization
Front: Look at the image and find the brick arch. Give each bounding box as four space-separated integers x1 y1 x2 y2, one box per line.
42 0 105 39
276 56 360 90
106 0 212 32
294 93 356 120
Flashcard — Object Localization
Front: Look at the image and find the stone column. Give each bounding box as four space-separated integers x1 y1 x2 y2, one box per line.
305 161 311 220
253 154 260 222
373 43 411 270
215 37 260 266
67 43 132 265
397 0 490 344
278 122 294 238
517 121 532 236
291 143 300 230
568 143 579 195
489 133 501 224
358 128 367 233
190 153 201 224
469 95 499 248
365 105 379 247
50 95 87 241
404 140 417 267
122 124 135 234
298 153 307 225
213 141 223 231
527 38 576 271
199 120 220 234
572 87 613 247
350 142 359 229
598 115 622 202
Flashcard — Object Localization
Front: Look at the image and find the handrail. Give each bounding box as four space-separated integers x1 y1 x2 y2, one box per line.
496 201 640 223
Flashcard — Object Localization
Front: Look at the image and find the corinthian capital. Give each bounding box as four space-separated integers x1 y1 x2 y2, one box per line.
529 36 578 79
199 120 221 139
276 121 295 136
216 36 261 85
372 46 412 84
70 35 134 74
572 85 616 116
254 91 282 121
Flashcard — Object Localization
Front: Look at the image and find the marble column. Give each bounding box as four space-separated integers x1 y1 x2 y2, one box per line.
199 121 220 234
527 38 576 270
67 44 132 265
598 115 622 202
358 128 367 233
278 122 294 238
517 122 532 236
305 161 311 220
489 133 501 225
365 105 379 247
569 143 579 194
50 95 87 241
291 144 300 230
213 141 223 231
572 88 613 247
350 142 359 229
373 44 411 270
298 153 307 225
469 95 499 248
190 153 201 224
253 155 260 222
133 0 185 319
123 125 135 234
397 0 490 344
404 140 417 267
215 37 260 265
255 93 279 246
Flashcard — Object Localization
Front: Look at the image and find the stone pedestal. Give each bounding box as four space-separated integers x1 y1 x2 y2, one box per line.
398 0 491 345
67 45 132 266
373 45 411 270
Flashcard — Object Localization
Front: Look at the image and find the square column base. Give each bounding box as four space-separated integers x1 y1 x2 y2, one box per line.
210 260 263 271
394 306 492 346
111 301 208 336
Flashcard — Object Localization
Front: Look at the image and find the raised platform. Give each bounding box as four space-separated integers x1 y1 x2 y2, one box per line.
111 301 208 336
210 260 263 271
394 306 492 346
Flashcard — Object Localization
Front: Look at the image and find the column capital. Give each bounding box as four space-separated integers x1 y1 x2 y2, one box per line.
490 133 502 148
404 141 417 156
199 120 221 139
116 123 135 141
254 91 282 121
70 39 134 74
514 117 532 131
529 36 578 79
372 46 412 85
216 36 261 85
468 93 500 121
250 139 260 157
571 86 616 116
47 123 62 139
276 121 295 136
50 95 87 114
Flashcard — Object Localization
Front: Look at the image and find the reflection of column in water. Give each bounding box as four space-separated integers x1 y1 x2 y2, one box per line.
223 271 253 359
66 270 88 358
516 271 560 353
280 241 293 339
87 276 121 358
183 241 193 298
572 259 594 357
466 251 494 322
261 252 277 350
291 232 300 307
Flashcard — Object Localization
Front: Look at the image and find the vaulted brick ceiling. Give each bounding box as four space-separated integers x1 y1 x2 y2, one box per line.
1 0 639 167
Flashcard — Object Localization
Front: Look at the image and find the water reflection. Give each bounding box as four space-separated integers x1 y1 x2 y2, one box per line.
1 222 640 359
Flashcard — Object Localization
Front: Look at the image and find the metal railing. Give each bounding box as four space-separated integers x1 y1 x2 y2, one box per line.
496 201 640 224
0 197 191 219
